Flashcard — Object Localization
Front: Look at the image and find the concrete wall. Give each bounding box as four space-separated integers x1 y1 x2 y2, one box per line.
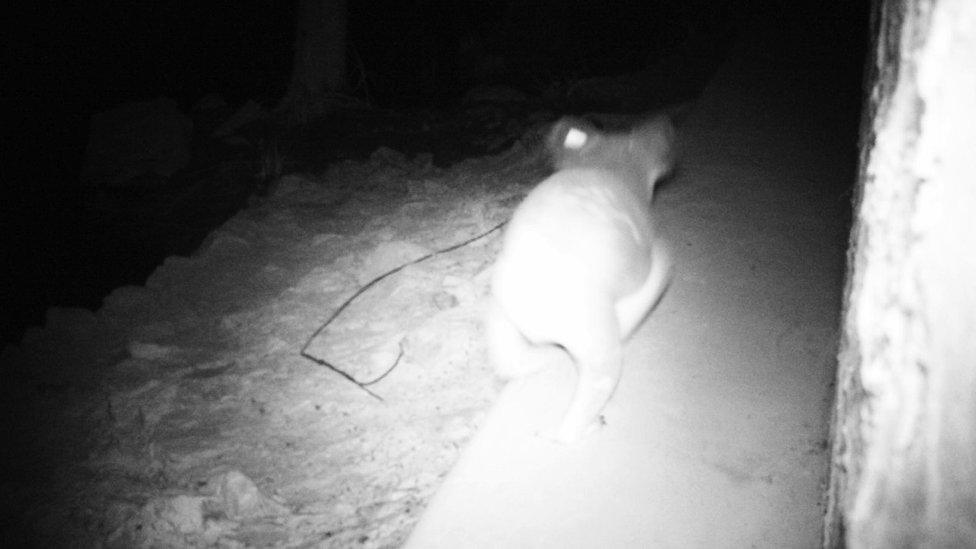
825 0 976 547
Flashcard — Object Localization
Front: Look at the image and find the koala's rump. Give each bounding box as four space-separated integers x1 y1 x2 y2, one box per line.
492 168 655 342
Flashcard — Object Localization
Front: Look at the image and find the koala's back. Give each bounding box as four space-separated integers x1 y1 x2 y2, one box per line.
496 115 675 307
497 166 655 300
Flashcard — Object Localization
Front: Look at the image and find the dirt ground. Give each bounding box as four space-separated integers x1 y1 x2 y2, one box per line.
1 139 550 546
1 7 858 548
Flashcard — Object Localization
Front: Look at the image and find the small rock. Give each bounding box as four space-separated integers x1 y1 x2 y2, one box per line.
127 341 180 362
211 470 289 520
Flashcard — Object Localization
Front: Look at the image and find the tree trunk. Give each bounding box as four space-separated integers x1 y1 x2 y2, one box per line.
824 0 976 546
279 0 347 125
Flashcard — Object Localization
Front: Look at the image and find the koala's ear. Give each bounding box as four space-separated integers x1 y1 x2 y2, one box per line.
546 116 598 156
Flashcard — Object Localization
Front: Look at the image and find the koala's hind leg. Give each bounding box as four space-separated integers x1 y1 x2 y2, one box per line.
616 238 673 340
552 301 623 443
486 300 539 380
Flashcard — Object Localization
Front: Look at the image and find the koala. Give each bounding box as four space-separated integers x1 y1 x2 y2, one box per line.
487 114 676 443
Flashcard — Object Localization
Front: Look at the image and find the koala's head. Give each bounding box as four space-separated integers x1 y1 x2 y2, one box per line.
546 115 677 190
545 116 603 170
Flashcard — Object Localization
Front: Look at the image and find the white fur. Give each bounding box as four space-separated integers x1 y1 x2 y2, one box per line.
487 116 675 443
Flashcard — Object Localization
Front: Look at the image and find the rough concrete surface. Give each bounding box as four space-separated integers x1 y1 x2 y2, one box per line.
407 13 853 549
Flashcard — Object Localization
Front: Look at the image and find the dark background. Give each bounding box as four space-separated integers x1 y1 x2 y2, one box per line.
1 0 869 346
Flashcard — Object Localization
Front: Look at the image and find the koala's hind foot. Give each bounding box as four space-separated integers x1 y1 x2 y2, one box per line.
549 300 624 444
